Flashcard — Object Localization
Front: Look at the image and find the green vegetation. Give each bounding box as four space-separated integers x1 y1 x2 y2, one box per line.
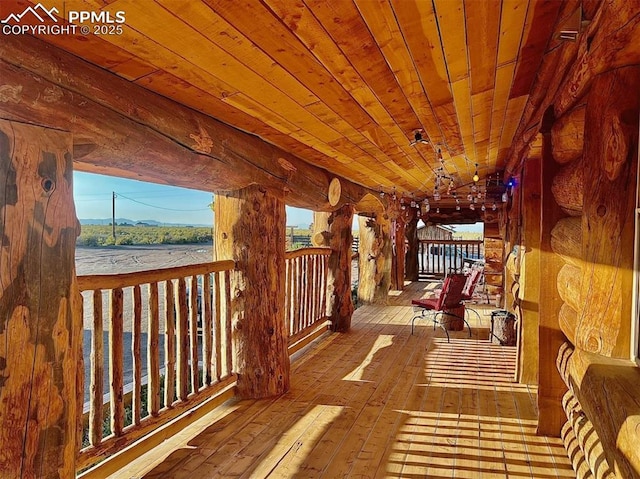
78 225 213 246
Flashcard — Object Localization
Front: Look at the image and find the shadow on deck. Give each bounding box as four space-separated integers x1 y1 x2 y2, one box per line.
106 282 574 479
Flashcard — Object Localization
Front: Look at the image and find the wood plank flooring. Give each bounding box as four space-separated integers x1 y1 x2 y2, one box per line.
110 282 575 479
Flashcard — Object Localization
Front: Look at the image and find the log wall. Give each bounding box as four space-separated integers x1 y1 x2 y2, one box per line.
507 10 640 470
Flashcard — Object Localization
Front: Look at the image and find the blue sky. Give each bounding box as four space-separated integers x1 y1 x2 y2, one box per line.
74 172 483 232
73 172 314 227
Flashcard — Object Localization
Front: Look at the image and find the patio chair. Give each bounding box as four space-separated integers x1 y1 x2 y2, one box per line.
410 273 472 341
461 265 483 322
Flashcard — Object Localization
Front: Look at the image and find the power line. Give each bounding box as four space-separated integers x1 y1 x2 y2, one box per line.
116 193 212 212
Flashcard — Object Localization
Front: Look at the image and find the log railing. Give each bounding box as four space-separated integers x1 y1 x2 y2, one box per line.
285 247 331 347
76 261 236 470
418 239 484 277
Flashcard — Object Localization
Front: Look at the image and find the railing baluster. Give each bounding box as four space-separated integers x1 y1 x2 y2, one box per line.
175 277 189 401
202 273 213 387
132 285 142 426
313 255 319 324
164 280 175 408
148 282 160 416
189 275 199 394
109 287 124 437
89 290 103 446
321 255 328 318
285 256 292 335
214 271 222 382
224 270 233 377
293 257 300 335
306 255 312 328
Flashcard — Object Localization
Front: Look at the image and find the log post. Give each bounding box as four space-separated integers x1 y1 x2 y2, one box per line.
390 217 406 291
214 185 290 399
576 67 640 358
405 214 419 282
538 110 568 436
322 206 355 332
0 119 81 477
518 145 541 385
357 213 391 305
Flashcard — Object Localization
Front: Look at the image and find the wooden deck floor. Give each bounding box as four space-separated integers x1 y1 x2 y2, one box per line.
111 282 575 479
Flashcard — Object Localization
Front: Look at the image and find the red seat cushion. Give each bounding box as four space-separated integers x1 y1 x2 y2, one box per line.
411 298 439 309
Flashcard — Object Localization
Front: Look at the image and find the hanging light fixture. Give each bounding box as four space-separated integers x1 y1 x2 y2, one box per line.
433 184 441 201
436 207 440 214
409 129 429 146
492 202 497 211
473 163 480 183
481 203 486 212
469 203 475 211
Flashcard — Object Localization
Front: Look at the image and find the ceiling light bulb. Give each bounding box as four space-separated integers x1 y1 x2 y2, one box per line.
470 203 475 211
473 172 480 182
456 205 460 211
436 207 440 214
492 202 497 211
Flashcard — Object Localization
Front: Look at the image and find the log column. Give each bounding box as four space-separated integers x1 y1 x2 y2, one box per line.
357 213 391 305
538 110 567 436
0 119 81 477
214 185 290 399
313 207 355 332
390 217 406 291
518 145 541 385
405 214 419 282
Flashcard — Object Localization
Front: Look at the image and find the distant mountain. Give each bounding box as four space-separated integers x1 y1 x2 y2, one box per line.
79 218 211 227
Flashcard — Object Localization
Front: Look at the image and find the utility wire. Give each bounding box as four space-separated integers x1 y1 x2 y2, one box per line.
115 193 212 212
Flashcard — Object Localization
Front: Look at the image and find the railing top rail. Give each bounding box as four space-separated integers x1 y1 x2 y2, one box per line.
285 247 331 259
418 239 483 245
77 260 235 291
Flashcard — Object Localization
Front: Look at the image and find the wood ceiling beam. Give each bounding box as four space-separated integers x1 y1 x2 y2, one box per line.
0 35 373 211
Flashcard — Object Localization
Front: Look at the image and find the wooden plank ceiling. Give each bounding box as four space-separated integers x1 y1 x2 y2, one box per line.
32 0 560 203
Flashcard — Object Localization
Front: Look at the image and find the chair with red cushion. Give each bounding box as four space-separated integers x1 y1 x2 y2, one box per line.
460 266 483 322
411 273 472 341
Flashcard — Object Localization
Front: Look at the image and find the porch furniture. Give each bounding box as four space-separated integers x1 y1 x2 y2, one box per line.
461 265 484 322
410 273 472 341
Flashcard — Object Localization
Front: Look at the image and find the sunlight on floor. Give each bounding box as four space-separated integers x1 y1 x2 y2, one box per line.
244 405 344 477
343 334 394 381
